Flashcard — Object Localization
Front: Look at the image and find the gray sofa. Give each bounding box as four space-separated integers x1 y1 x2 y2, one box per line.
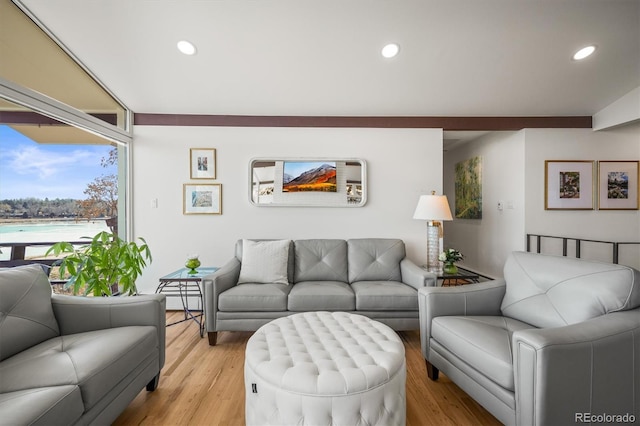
0 264 166 426
203 238 436 345
418 251 640 425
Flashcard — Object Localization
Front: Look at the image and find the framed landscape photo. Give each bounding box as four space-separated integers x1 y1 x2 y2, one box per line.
545 160 594 210
282 161 337 193
183 183 222 215
190 148 216 179
598 160 639 210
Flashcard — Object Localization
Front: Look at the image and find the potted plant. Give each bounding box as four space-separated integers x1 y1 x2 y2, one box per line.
46 231 152 296
439 248 463 274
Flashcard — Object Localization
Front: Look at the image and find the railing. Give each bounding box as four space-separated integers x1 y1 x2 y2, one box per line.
0 241 85 267
526 234 640 265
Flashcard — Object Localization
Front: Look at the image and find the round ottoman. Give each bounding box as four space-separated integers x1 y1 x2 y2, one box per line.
244 311 406 426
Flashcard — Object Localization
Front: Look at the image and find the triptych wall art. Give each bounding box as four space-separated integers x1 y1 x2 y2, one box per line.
545 160 639 210
183 148 222 215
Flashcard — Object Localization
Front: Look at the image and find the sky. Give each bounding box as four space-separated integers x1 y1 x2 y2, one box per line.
0 125 117 200
283 161 335 179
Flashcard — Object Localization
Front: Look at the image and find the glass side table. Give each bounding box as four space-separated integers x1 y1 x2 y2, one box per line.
438 268 480 287
156 267 218 337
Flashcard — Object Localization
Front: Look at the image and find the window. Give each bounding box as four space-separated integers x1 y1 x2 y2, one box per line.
0 0 132 242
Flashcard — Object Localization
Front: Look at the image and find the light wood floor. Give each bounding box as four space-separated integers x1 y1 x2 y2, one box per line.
114 311 502 426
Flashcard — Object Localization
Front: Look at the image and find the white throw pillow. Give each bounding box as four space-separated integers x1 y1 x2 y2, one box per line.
238 239 290 285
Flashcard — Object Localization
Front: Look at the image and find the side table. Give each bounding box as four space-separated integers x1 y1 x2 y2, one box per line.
438 268 480 286
156 266 218 337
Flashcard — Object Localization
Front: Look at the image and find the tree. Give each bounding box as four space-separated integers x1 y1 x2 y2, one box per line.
78 148 118 233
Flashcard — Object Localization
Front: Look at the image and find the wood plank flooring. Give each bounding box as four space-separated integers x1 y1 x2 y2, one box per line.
114 311 502 426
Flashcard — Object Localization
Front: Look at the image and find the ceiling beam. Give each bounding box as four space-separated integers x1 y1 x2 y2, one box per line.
0 111 118 126
133 113 592 130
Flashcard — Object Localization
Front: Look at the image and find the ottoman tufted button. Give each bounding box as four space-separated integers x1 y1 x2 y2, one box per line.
245 312 406 426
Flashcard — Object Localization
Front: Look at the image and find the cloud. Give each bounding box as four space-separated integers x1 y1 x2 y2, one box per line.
6 145 95 180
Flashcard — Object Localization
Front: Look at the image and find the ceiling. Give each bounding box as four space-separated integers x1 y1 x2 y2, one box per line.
8 1 640 123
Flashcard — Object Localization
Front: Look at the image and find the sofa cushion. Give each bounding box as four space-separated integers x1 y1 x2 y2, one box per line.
238 239 291 285
431 316 534 390
0 326 158 411
287 281 355 311
219 283 291 311
0 386 83 426
501 251 640 328
351 281 417 311
347 239 405 283
294 239 348 283
0 264 60 361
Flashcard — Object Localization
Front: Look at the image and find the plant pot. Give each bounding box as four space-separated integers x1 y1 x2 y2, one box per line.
443 263 458 274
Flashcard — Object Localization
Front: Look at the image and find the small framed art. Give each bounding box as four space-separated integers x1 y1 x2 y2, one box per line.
545 160 594 210
190 148 216 179
183 183 222 215
598 160 639 210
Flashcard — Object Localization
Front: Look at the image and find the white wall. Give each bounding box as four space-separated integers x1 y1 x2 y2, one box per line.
443 131 526 278
444 123 640 279
131 126 442 298
524 124 640 268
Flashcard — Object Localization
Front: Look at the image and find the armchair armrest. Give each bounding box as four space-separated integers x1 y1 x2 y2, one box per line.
51 293 166 368
400 258 437 290
418 279 506 357
513 310 640 426
202 258 241 336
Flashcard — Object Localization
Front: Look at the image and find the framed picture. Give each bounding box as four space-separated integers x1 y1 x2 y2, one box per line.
598 161 639 210
545 160 594 210
455 156 482 219
190 148 216 179
282 161 337 193
183 183 222 215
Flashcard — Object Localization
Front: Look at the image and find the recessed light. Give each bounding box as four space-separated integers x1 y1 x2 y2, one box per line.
381 43 400 59
573 45 596 61
177 40 197 55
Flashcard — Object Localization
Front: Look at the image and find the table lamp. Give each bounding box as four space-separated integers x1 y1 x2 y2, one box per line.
413 191 453 273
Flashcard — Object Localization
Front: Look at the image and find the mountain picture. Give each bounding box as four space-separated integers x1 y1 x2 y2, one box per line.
283 162 337 192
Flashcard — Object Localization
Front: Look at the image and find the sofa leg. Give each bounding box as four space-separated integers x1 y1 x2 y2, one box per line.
426 360 439 381
146 374 160 391
208 331 218 346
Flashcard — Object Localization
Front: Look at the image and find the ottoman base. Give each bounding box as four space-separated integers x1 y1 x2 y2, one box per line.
245 360 406 426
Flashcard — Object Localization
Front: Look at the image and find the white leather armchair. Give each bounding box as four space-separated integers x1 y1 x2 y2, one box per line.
418 252 640 425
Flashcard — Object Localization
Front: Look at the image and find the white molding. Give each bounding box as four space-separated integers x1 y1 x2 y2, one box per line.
593 86 640 131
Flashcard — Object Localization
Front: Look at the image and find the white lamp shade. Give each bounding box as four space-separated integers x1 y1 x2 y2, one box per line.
413 194 453 221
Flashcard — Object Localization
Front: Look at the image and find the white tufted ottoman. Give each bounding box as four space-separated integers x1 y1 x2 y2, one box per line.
244 311 406 426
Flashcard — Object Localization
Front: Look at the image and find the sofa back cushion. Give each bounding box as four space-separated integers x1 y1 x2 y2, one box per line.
0 264 60 361
501 251 640 328
294 239 348 283
237 239 292 285
347 239 405 283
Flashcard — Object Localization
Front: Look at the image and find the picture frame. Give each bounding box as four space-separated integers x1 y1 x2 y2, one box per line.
545 160 594 210
183 183 222 215
597 160 639 210
455 156 483 219
249 158 367 207
190 148 216 179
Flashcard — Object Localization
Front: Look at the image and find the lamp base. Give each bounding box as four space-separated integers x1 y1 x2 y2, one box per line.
426 221 443 274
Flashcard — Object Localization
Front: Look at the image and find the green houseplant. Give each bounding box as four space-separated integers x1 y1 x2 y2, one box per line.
46 231 152 296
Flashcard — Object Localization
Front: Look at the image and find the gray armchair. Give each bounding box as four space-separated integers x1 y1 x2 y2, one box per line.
0 264 166 426
418 251 640 426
